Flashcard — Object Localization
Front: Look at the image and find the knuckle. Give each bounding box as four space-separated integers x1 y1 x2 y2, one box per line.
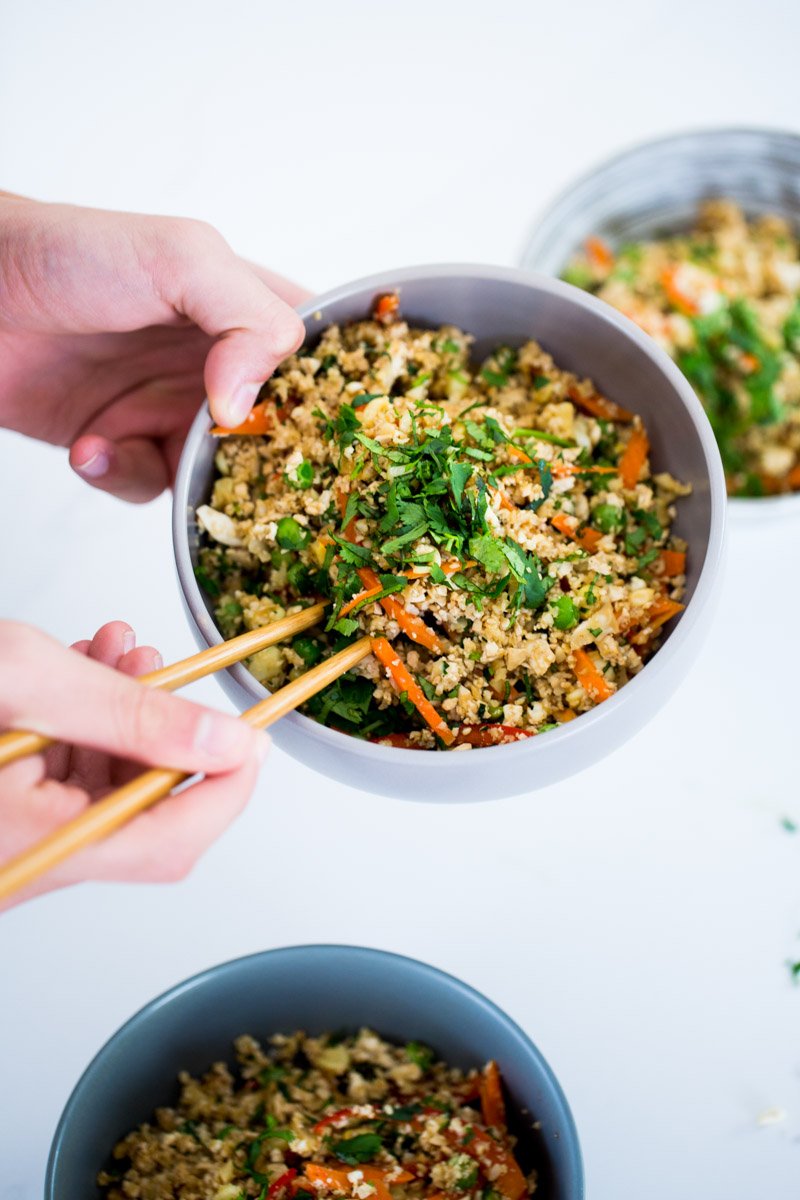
112 684 179 759
177 216 225 254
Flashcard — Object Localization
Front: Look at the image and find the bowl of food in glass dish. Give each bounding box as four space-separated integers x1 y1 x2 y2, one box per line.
46 944 584 1200
173 264 725 801
522 127 800 514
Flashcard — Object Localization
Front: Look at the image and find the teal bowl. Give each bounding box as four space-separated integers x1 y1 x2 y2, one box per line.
46 945 583 1199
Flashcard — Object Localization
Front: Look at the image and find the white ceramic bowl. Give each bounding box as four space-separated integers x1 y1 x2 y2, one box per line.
172 265 726 802
521 126 800 519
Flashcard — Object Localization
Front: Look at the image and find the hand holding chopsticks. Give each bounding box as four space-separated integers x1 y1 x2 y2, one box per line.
0 607 372 905
0 602 329 768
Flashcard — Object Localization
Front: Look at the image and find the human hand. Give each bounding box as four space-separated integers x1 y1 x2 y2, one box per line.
0 620 266 911
0 192 309 502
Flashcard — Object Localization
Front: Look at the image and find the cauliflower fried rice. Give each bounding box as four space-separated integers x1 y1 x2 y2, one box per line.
196 296 689 749
564 200 800 497
98 1028 535 1200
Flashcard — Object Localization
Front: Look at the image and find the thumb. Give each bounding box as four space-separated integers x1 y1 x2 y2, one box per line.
153 220 306 428
69 434 170 503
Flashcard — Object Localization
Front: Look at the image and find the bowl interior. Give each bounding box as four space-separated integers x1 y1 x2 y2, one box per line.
182 268 715 657
47 946 583 1200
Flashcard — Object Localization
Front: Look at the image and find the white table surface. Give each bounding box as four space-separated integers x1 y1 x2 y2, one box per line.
1 3 799 1197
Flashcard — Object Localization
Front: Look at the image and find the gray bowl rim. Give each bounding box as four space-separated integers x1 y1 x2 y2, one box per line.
520 124 800 518
45 943 584 1198
173 261 726 768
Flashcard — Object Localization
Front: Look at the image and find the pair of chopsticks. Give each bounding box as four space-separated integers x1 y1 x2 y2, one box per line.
0 603 372 903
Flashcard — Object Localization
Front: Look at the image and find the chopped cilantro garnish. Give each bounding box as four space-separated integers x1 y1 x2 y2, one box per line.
525 458 553 512
195 567 220 597
480 345 517 388
469 532 507 574
593 503 624 534
329 1132 383 1164
514 426 574 448
447 1153 479 1191
405 1041 435 1072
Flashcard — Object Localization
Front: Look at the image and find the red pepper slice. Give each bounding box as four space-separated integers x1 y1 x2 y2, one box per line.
312 1106 361 1133
269 1169 298 1198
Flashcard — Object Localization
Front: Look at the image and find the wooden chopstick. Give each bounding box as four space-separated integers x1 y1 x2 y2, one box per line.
0 636 372 903
0 602 329 768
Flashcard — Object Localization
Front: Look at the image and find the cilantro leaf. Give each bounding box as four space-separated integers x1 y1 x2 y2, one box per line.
468 532 507 574
383 522 428 555
405 1041 435 1071
501 538 554 609
329 1132 383 1165
526 458 553 512
449 461 472 509
332 535 373 565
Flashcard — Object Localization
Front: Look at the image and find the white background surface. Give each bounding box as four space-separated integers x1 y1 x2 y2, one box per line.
1 2 799 1197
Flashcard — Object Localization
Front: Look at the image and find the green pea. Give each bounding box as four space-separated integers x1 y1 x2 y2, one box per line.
553 595 579 630
276 516 309 550
286 459 314 489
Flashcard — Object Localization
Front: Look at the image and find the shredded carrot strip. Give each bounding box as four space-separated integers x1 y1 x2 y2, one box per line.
374 293 400 324
660 264 700 315
619 424 649 489
480 1060 507 1129
211 401 273 436
550 461 616 478
645 597 685 630
573 647 614 703
506 443 532 464
359 568 442 653
441 1128 526 1200
371 637 454 745
628 597 685 646
550 513 603 553
305 1164 413 1200
338 585 382 618
335 489 359 541
585 235 614 272
568 389 633 424
655 549 686 578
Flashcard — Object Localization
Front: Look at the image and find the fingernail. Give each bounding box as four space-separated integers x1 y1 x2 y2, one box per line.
225 382 261 427
151 651 164 670
122 630 136 655
255 733 271 764
76 449 109 479
194 712 250 761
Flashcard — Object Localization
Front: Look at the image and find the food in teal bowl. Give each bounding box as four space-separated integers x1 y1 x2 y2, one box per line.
46 945 583 1199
